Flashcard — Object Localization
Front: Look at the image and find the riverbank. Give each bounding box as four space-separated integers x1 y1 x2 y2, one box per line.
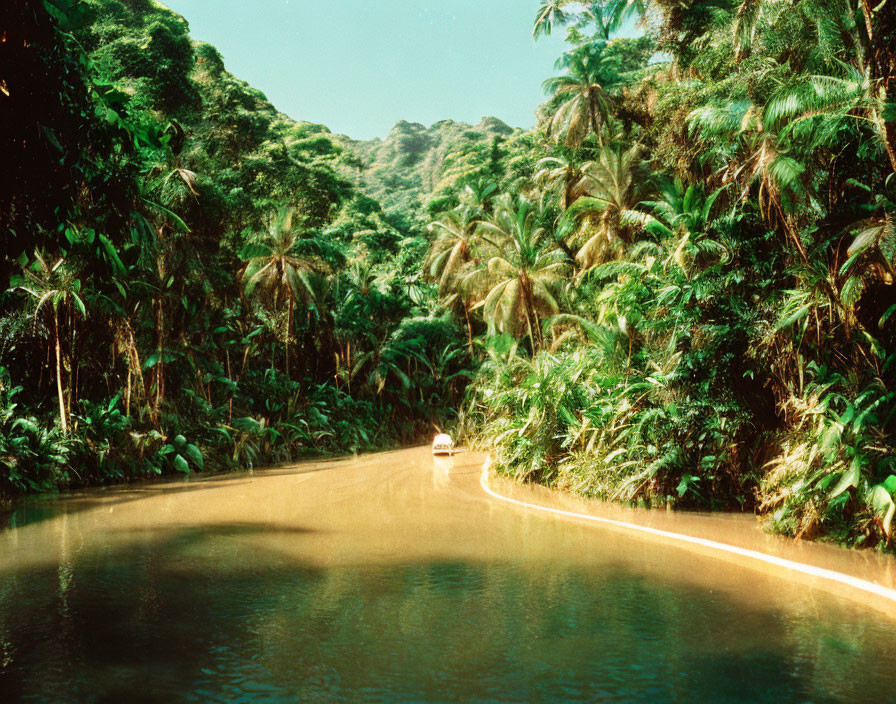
481 458 896 617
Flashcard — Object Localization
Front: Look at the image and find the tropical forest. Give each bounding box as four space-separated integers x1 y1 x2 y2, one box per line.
3 0 896 557
5 1 896 701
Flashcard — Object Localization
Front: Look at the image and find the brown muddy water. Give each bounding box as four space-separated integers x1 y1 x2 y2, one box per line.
0 447 895 703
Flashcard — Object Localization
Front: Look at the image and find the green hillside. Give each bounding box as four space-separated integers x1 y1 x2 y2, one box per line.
336 117 518 214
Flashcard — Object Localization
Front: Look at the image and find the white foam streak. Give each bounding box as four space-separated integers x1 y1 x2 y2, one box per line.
480 460 896 605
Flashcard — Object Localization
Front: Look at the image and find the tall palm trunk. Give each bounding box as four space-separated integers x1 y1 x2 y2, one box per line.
154 227 167 416
563 175 573 210
286 296 294 378
870 104 896 175
54 308 68 433
520 273 544 350
464 302 475 357
226 348 233 424
884 118 896 176
125 367 132 418
588 89 604 146
126 323 152 425
155 300 165 412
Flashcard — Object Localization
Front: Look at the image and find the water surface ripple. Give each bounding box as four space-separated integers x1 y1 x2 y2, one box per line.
0 448 894 702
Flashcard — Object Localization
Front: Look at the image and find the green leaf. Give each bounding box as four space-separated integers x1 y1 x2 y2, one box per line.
173 454 190 474
776 303 812 330
883 475 896 495
39 125 63 153
98 234 126 278
142 198 190 233
72 293 86 318
173 434 187 448
880 305 896 329
871 485 894 511
869 485 895 536
829 464 860 499
184 443 204 470
12 418 39 434
676 474 699 498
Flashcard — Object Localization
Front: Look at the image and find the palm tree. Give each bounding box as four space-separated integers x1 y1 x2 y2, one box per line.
838 191 896 285
533 155 594 264
763 58 896 176
241 208 322 378
533 1 569 39
640 179 728 275
534 156 592 211
732 0 774 60
541 44 620 148
425 209 481 297
688 101 810 261
13 251 86 433
459 177 499 215
534 1 647 41
140 156 198 414
579 0 646 40
470 198 570 347
729 0 896 173
562 144 654 271
425 207 499 353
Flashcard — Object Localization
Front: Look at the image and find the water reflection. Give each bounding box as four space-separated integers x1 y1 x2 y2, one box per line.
431 454 454 490
0 541 889 703
0 448 893 702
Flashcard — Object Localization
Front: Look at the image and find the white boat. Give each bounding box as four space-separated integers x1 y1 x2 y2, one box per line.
431 433 454 456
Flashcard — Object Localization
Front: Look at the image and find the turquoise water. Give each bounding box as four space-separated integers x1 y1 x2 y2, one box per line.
0 551 892 702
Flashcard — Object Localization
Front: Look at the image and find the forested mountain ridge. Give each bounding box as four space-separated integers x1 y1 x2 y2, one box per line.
334 117 519 214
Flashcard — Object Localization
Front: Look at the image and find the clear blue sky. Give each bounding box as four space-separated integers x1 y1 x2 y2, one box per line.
161 0 573 140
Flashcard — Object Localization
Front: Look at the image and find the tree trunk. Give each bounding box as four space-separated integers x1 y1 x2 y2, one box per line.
857 0 896 174
155 300 165 413
589 90 604 146
871 106 896 176
125 367 132 418
464 303 475 357
885 119 896 176
286 296 294 378
54 308 68 433
226 348 233 425
520 274 544 350
126 324 152 425
70 302 77 415
554 232 578 268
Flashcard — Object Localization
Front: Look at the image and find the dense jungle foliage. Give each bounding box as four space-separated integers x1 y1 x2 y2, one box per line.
446 0 896 549
3 0 896 551
0 0 472 499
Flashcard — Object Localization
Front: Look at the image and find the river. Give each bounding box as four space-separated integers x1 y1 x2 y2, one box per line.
0 447 894 702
